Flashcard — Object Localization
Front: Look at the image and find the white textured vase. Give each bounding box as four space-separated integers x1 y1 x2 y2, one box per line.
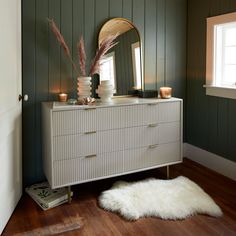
77 76 92 99
96 80 115 102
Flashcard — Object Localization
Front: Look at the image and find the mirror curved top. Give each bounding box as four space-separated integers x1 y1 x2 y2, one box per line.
98 18 143 96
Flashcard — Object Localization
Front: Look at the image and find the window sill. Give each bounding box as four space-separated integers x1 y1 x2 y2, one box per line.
204 85 236 100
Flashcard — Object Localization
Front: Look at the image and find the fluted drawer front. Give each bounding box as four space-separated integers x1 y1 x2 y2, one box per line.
53 129 123 160
124 125 159 149
52 151 124 188
123 142 181 172
159 122 180 144
52 105 146 136
123 122 180 149
158 102 181 123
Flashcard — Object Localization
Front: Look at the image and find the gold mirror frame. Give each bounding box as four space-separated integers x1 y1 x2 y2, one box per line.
98 18 143 96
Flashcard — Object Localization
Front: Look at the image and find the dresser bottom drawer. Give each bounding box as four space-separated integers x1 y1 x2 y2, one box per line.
52 142 181 188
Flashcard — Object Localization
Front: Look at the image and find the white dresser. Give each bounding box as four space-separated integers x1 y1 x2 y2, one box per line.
42 97 183 189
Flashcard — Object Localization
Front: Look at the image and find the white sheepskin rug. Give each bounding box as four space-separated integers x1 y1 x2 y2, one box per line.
98 176 222 220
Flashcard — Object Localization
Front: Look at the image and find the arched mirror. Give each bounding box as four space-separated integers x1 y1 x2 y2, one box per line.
98 18 143 96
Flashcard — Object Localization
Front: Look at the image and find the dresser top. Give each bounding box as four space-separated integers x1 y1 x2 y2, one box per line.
43 97 182 111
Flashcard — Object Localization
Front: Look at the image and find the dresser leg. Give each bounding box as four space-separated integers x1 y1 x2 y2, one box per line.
67 186 72 204
166 165 169 179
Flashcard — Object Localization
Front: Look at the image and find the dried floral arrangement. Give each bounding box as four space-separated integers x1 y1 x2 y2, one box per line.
48 18 118 77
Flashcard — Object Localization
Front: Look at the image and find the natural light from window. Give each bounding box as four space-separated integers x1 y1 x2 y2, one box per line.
205 12 236 99
215 22 236 87
100 51 116 91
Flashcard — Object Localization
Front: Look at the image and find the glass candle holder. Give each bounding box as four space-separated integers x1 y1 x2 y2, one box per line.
58 93 68 102
160 87 172 99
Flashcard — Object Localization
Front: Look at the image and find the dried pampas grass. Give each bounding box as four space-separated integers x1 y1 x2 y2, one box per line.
48 18 78 74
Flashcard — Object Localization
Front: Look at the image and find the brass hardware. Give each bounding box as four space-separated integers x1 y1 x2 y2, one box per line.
166 166 170 179
84 107 96 110
67 186 72 204
85 154 97 158
148 144 159 149
148 123 158 127
84 131 97 135
147 103 158 106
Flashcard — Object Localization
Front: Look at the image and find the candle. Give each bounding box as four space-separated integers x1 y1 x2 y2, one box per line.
58 93 68 102
160 87 172 99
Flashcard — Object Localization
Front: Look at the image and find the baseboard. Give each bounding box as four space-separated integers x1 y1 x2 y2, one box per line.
183 143 236 181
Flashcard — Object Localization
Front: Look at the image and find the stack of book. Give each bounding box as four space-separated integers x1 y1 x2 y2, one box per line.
26 182 72 210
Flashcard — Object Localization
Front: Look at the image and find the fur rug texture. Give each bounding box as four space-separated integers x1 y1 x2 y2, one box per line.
98 176 222 220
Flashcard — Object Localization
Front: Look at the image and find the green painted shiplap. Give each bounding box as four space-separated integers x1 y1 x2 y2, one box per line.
22 0 187 186
187 0 236 162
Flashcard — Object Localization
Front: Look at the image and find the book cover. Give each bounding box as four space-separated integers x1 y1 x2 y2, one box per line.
26 182 72 209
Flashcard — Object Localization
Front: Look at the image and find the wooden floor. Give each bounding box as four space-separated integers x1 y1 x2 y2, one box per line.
3 158 236 236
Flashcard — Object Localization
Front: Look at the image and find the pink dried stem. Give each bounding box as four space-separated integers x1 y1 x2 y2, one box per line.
48 18 79 74
89 34 118 76
77 36 87 76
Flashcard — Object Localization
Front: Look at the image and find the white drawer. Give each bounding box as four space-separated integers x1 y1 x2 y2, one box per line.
53 129 123 160
52 104 146 136
123 142 181 172
52 151 124 188
52 101 180 136
124 122 180 149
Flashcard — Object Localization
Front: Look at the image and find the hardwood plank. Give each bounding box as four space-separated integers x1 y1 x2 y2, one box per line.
3 158 236 236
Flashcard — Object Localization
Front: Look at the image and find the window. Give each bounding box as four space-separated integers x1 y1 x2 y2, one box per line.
100 51 116 91
205 12 236 99
131 42 142 90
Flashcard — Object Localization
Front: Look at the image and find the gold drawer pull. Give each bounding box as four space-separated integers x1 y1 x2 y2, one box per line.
148 144 159 149
148 123 158 127
147 103 158 106
84 131 97 135
84 107 96 110
85 154 97 158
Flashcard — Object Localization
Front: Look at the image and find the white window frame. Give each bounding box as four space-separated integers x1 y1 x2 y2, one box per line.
205 12 236 99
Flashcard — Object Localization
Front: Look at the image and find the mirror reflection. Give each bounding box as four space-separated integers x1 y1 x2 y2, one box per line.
98 18 142 96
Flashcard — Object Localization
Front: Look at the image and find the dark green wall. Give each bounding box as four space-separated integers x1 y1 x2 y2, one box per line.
22 0 187 186
187 0 236 162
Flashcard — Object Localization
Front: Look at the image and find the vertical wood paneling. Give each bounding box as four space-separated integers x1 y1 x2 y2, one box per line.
217 98 228 157
187 0 236 162
35 0 49 181
48 0 61 101
156 0 165 89
109 0 122 18
144 0 157 90
60 0 73 97
122 0 132 20
22 0 36 186
22 0 187 185
72 0 84 98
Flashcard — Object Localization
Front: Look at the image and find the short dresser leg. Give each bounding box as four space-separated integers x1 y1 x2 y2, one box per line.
166 165 169 179
67 186 72 204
